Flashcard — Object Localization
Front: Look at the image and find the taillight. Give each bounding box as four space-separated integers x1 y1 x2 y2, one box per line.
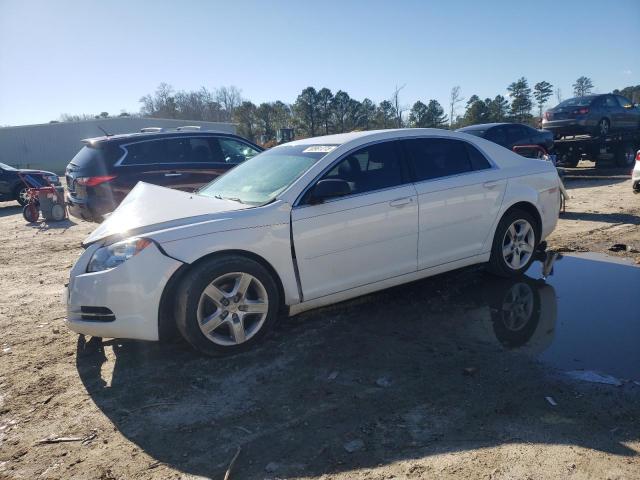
76 175 116 187
543 111 551 120
636 151 640 163
572 107 589 115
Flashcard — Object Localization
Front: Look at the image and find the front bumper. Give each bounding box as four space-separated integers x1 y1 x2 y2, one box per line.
65 241 183 341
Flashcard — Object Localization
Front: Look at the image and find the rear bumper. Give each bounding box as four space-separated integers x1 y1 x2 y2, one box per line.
66 193 116 223
541 119 595 135
633 166 640 192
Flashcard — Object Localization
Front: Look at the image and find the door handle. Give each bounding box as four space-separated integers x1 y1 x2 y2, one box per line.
483 181 500 189
389 197 412 207
164 173 182 177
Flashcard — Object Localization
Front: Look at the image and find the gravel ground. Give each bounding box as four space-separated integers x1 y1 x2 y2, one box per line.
0 176 638 479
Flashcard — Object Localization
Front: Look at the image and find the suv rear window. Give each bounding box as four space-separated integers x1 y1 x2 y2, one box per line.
69 144 123 169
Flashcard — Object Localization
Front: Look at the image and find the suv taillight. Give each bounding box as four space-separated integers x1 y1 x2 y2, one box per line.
76 175 116 187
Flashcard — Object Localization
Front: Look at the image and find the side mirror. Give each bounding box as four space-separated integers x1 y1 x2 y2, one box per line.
309 179 351 204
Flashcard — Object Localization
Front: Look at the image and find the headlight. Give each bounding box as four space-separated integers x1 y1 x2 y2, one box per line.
87 237 153 273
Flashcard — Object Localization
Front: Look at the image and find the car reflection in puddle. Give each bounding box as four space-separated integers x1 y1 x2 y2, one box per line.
466 252 639 384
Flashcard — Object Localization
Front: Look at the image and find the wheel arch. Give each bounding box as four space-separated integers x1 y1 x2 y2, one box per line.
500 201 543 239
158 249 287 341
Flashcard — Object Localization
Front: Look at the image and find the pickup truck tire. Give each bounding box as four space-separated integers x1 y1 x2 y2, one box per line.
175 255 280 356
487 209 539 278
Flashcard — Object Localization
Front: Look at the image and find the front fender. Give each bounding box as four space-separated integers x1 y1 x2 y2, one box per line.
158 223 301 306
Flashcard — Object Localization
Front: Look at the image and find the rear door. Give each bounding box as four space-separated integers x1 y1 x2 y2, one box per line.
113 139 170 194
401 137 506 269
603 95 625 131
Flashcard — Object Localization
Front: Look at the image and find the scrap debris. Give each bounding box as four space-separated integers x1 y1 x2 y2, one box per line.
36 430 97 445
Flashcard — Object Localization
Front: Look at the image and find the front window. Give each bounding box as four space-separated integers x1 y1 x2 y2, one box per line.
219 138 261 164
198 144 335 205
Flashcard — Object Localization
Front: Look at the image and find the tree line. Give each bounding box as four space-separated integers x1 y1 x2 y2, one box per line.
55 78 640 144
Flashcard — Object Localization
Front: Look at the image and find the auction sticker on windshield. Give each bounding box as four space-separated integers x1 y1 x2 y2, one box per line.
303 145 337 153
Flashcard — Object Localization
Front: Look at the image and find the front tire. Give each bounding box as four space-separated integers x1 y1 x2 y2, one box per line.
487 209 539 278
175 255 280 356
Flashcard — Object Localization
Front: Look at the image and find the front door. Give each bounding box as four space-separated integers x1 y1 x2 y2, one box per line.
291 140 419 300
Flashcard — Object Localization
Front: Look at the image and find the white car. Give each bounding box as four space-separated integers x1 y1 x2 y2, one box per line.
65 129 562 355
633 149 640 193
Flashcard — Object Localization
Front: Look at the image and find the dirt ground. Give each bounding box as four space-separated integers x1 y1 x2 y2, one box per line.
0 173 638 479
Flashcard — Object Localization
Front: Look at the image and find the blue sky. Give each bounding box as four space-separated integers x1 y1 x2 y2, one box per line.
1 0 638 126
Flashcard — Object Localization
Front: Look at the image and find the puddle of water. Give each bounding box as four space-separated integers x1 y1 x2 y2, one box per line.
474 252 639 383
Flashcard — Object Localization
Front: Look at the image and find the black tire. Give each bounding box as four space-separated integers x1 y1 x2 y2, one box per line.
485 278 541 348
14 186 29 206
22 204 39 223
487 209 539 278
615 143 635 167
175 255 280 356
597 118 610 137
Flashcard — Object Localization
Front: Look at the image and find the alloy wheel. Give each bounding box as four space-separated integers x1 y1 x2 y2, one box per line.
500 283 534 331
502 219 535 270
598 119 609 136
196 272 269 346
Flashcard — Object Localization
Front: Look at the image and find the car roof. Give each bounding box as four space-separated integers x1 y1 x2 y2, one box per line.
286 128 468 148
458 123 533 131
82 129 247 146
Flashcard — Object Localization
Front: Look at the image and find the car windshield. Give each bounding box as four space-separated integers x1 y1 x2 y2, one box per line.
198 144 337 206
556 97 595 108
0 162 17 171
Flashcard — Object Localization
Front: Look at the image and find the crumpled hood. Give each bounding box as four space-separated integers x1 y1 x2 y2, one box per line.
83 182 249 246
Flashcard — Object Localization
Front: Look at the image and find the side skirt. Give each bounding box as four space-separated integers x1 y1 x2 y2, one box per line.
288 253 489 316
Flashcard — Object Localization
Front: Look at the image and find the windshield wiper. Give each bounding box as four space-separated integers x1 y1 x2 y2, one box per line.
214 194 245 204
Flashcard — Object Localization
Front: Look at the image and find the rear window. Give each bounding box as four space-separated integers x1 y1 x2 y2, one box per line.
69 144 123 170
459 128 486 137
556 96 595 108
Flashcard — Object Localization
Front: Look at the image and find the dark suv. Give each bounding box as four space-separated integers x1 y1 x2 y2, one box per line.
65 129 263 222
0 162 61 206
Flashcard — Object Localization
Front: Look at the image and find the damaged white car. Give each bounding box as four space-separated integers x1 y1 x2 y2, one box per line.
65 129 561 355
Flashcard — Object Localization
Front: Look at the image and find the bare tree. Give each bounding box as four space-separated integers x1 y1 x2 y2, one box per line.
215 86 243 121
449 86 464 128
555 88 562 104
390 84 406 128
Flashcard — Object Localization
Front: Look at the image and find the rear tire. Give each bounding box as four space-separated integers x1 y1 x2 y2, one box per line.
15 186 29 206
597 118 610 137
175 255 280 356
487 209 539 278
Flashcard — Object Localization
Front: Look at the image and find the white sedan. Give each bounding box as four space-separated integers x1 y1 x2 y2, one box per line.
65 129 561 355
633 149 640 193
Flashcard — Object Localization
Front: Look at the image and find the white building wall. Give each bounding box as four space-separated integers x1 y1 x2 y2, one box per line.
0 118 236 174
